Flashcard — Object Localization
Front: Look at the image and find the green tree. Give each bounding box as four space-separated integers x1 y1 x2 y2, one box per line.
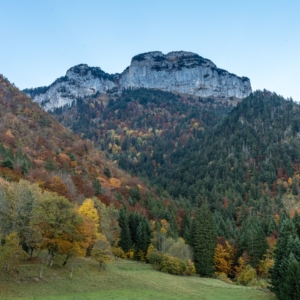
279 254 300 300
2 157 14 170
91 234 113 270
44 158 55 171
238 216 267 267
67 151 76 161
92 179 102 195
118 207 132 252
192 204 217 276
270 218 300 298
104 167 111 178
31 192 85 266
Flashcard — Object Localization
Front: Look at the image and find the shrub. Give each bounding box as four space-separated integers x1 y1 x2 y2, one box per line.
237 264 257 286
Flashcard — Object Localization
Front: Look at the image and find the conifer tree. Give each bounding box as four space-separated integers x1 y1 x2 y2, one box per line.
45 158 55 171
237 216 267 267
192 204 217 276
270 218 298 297
118 207 132 252
104 167 111 178
92 179 102 195
2 157 14 170
293 211 300 238
280 254 300 300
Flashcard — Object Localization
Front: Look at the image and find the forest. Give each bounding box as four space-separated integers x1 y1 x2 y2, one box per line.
1 75 300 299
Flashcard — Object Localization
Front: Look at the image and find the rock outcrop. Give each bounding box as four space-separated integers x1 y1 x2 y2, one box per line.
24 51 252 110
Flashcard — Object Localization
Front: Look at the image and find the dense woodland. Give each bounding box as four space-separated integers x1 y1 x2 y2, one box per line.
1 75 300 298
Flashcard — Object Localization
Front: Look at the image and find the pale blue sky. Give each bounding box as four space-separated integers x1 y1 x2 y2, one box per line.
0 0 299 100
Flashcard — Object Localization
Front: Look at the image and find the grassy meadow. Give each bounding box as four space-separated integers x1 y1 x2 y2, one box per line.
0 257 276 300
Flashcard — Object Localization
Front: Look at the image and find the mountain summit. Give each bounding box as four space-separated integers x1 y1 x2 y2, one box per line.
24 51 252 110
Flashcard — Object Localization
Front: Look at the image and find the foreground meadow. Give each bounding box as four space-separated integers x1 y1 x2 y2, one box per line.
0 257 275 300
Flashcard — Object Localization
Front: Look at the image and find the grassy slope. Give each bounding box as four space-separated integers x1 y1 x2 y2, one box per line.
0 258 275 300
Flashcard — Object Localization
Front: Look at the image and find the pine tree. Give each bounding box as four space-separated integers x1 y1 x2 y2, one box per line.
45 158 55 171
280 254 300 300
237 216 267 267
104 167 111 178
128 212 139 246
293 211 300 238
2 156 14 170
270 218 297 296
181 214 192 244
92 179 102 195
192 204 217 276
118 207 132 252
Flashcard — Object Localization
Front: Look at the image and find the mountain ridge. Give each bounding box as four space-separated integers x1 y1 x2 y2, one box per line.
24 51 252 111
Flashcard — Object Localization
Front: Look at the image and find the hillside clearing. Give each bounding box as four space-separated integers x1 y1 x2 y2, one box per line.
0 257 275 300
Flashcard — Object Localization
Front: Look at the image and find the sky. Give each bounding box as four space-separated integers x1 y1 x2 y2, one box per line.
0 0 299 100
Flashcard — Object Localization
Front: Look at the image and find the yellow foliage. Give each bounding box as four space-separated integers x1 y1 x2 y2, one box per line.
160 227 167 234
70 161 78 168
288 177 293 186
78 198 99 226
112 246 126 259
258 256 274 277
274 214 280 225
126 249 135 259
258 246 275 277
237 264 257 285
160 219 169 234
137 249 145 261
234 256 245 276
185 259 196 275
146 244 155 261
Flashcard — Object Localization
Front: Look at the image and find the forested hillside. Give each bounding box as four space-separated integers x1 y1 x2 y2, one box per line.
50 87 300 295
0 75 158 205
0 75 196 278
2 74 300 298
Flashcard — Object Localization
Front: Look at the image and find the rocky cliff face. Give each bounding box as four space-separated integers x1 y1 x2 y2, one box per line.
24 51 252 110
24 64 119 111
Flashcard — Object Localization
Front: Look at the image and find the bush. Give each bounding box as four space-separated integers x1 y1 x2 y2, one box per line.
148 249 195 276
112 246 126 259
237 264 257 286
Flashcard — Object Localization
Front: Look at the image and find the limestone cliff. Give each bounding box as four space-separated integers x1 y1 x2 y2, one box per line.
24 51 252 110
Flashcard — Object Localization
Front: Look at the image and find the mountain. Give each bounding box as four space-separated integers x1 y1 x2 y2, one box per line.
24 51 252 111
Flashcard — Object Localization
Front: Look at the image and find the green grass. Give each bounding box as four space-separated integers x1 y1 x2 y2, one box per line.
0 256 276 300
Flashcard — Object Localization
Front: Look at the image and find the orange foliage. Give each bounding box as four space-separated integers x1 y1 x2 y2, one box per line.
58 153 71 165
0 167 22 182
45 176 71 200
109 177 121 188
213 241 234 276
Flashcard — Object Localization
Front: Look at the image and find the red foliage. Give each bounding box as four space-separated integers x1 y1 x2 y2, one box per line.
72 175 95 198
